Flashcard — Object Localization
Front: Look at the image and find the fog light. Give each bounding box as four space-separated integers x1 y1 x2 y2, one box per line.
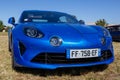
50 37 62 46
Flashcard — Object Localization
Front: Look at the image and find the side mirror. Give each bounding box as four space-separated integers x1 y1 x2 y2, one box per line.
8 17 15 25
79 20 85 25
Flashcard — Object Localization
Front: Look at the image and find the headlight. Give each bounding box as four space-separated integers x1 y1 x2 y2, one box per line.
50 37 62 46
24 27 44 38
103 30 108 36
103 29 111 37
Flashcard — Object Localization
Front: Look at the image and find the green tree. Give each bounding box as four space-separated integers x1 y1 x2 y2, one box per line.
0 20 4 32
95 19 108 27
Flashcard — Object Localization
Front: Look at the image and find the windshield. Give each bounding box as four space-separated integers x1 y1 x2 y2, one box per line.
19 11 79 24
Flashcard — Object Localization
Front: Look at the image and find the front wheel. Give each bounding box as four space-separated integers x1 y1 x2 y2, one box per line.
11 54 18 70
11 47 20 71
8 41 11 52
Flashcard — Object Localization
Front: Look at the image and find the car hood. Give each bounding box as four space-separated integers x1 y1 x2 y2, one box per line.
34 23 98 34
16 23 101 43
30 23 100 42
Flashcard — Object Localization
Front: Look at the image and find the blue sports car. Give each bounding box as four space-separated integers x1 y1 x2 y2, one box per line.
8 10 114 70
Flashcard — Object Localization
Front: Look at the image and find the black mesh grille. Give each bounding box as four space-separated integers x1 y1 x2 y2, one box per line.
31 50 113 64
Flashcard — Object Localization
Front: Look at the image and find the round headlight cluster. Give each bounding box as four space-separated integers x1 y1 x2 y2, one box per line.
103 29 111 37
24 27 43 38
103 30 108 36
50 37 62 46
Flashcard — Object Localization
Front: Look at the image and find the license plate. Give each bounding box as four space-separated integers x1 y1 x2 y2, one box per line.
66 48 101 59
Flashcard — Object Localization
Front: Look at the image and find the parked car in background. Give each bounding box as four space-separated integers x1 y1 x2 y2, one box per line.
8 10 114 70
106 25 120 41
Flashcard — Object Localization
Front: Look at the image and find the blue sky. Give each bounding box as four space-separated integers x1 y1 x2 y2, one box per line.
0 0 120 25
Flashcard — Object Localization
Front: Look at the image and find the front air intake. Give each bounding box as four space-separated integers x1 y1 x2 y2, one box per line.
31 50 113 64
19 42 26 55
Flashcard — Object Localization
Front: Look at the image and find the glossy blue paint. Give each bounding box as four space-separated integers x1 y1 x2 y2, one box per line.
8 10 114 69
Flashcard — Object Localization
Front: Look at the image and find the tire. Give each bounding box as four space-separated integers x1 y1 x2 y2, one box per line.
12 54 21 71
12 54 17 70
10 36 19 70
8 35 12 52
11 46 20 71
8 42 11 52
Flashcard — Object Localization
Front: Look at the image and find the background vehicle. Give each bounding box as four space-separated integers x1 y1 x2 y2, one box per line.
106 25 120 41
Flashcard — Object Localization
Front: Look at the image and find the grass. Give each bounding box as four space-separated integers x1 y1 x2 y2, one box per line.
0 32 120 80
0 32 8 36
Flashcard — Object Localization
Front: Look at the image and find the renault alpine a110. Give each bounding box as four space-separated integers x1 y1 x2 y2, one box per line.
8 10 114 69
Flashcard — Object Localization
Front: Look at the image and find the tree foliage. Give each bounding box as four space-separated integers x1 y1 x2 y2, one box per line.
95 19 108 27
0 20 4 32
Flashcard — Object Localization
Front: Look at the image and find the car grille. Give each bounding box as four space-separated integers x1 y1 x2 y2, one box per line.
31 50 113 64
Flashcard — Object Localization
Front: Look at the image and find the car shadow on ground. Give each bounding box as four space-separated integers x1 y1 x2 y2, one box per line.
14 65 108 76
113 40 120 42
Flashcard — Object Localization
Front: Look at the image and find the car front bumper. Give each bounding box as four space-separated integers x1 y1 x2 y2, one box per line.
12 35 114 69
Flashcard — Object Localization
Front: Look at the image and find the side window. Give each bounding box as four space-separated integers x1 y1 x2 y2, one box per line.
118 27 120 31
59 16 67 23
59 16 76 23
112 27 118 31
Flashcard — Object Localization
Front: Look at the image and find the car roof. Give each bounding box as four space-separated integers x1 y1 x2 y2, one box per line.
22 10 67 14
107 25 120 27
